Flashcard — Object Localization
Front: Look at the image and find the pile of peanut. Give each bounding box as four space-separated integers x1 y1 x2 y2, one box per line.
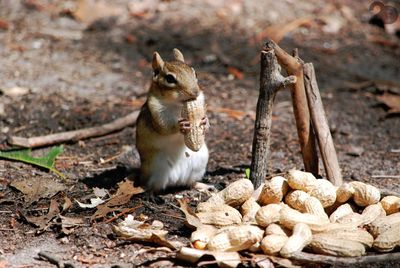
190 170 400 258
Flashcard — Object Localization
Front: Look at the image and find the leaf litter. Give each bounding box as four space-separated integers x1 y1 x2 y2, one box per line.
91 179 144 220
112 214 183 250
10 177 66 203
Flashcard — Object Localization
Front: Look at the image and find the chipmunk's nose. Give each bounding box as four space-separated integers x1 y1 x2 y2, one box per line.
185 87 199 100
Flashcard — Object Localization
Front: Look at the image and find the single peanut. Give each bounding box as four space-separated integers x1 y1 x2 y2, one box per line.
258 176 289 205
241 197 261 224
317 229 374 248
280 223 312 258
286 169 317 192
380 195 400 215
373 226 400 252
261 234 288 255
181 98 206 151
284 190 310 211
349 181 381 207
265 223 291 237
255 204 282 227
329 203 354 223
207 225 264 252
307 179 336 208
196 205 242 226
197 179 254 211
310 234 366 257
279 206 330 232
190 224 218 249
336 183 355 203
367 212 400 237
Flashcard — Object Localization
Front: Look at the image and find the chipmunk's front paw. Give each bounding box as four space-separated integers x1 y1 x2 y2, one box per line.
178 118 191 134
200 116 210 133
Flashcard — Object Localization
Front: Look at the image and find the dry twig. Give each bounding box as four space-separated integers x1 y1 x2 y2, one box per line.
303 63 343 186
250 46 296 188
8 110 139 148
268 40 319 175
291 251 400 266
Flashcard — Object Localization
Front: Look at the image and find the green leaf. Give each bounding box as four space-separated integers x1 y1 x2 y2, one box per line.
245 168 250 179
0 145 65 178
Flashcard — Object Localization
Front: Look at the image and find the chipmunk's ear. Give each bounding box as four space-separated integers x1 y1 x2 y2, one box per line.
152 52 164 71
173 48 185 62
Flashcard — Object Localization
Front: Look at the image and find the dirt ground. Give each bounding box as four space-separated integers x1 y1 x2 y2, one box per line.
0 0 399 267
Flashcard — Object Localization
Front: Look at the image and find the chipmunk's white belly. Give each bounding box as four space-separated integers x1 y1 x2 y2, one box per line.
148 133 209 191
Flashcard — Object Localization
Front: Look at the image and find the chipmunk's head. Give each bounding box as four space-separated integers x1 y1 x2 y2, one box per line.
151 49 200 102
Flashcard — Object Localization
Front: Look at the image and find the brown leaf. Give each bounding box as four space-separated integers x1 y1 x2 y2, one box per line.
177 199 202 229
107 180 144 207
61 193 73 212
177 247 241 268
22 199 60 230
377 92 400 115
73 0 124 26
60 215 84 235
10 177 66 203
112 215 183 250
91 179 143 220
249 254 300 268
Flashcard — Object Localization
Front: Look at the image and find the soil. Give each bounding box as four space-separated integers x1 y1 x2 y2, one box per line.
0 0 399 267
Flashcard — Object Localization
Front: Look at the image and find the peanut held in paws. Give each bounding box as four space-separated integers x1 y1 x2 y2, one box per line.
181 97 207 152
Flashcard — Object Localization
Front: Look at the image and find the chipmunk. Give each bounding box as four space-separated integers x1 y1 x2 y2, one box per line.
136 49 209 192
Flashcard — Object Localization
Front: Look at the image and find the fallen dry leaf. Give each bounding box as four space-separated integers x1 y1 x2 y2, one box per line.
177 247 241 268
178 199 202 229
91 179 143 220
105 179 143 207
61 193 72 212
10 177 66 203
76 196 106 209
112 214 183 250
73 0 125 26
377 92 400 115
22 199 60 230
60 215 85 235
93 187 109 198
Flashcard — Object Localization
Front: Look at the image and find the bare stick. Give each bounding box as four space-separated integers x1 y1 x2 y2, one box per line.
266 40 319 175
303 63 343 186
291 251 400 266
8 110 140 148
250 46 296 188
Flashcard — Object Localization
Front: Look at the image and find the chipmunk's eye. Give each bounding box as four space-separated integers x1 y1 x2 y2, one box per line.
165 74 177 84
